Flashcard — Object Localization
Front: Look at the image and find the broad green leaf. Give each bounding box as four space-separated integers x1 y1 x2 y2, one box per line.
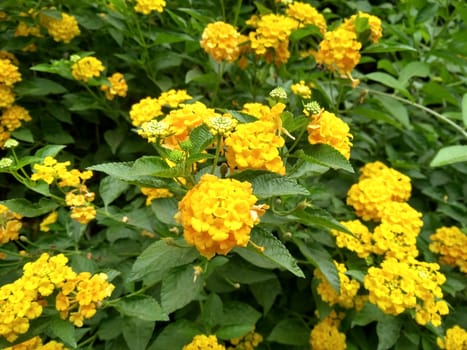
34 144 67 158
289 208 352 233
399 62 430 86
190 124 214 153
201 293 223 330
216 301 262 339
161 264 204 314
235 227 305 278
295 144 354 173
0 198 59 217
250 278 282 314
377 316 402 350
462 93 467 128
99 176 129 207
148 320 200 350
290 25 322 41
132 156 180 177
416 2 439 23
250 173 310 199
422 81 458 106
11 128 34 143
294 240 340 292
351 106 402 129
430 145 467 167
151 197 179 225
351 302 387 327
363 43 417 53
115 296 169 321
98 316 124 341
267 318 310 346
122 318 155 350
366 72 412 99
214 256 276 284
50 317 77 348
129 238 198 282
373 95 411 129
154 31 194 45
15 77 67 96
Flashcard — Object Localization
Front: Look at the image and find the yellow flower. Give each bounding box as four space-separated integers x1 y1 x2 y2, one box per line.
0 85 15 108
137 120 172 143
312 26 362 79
71 57 105 82
307 109 353 159
331 219 373 258
134 0 166 15
227 329 263 350
100 72 128 100
129 97 163 127
141 187 173 205
183 334 225 350
310 311 346 350
175 174 265 259
39 211 58 232
1 105 31 132
286 1 326 34
340 12 383 44
0 204 22 244
200 22 242 62
158 89 192 108
225 120 286 175
429 226 467 273
205 113 238 136
0 59 21 86
437 325 467 350
70 205 96 225
291 80 312 99
40 12 80 43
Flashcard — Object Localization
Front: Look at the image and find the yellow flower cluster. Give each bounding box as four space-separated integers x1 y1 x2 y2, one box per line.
175 174 266 258
129 89 192 127
4 336 68 350
315 261 360 308
227 329 263 350
437 325 467 350
340 12 383 44
39 12 80 43
331 220 373 258
306 109 353 159
0 253 114 342
285 2 326 34
346 161 412 221
0 204 23 244
183 334 225 350
205 113 238 136
200 22 243 63
140 187 173 206
429 226 467 273
225 120 286 175
248 13 299 65
31 156 96 224
39 211 58 232
309 311 346 350
71 56 105 82
134 0 166 15
364 258 449 326
0 59 22 87
100 72 128 100
291 80 312 99
1 105 32 148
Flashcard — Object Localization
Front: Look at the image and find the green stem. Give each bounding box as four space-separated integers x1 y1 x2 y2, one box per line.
283 126 307 158
365 88 467 139
211 135 223 174
232 0 243 26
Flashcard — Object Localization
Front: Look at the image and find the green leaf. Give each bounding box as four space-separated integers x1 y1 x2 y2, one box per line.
351 302 387 327
190 124 214 153
15 77 67 96
34 144 67 158
201 293 223 330
430 145 467 167
151 197 179 225
160 264 204 314
373 95 411 129
363 43 417 53
154 31 194 45
250 278 282 314
129 238 198 282
290 25 322 41
289 208 352 233
295 144 354 173
377 316 402 350
366 72 412 99
216 301 261 339
267 318 310 346
98 316 124 341
148 320 200 350
115 296 169 321
50 317 77 348
0 198 59 217
132 156 179 177
122 318 155 350
99 176 129 207
462 93 467 128
399 62 430 86
250 174 310 199
235 227 305 278
294 240 340 292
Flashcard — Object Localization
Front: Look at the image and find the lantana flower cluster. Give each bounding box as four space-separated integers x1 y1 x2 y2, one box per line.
227 329 263 350
309 310 346 350
134 0 166 15
0 253 114 342
31 156 96 224
4 336 68 350
0 204 23 244
183 334 225 350
437 325 467 350
429 226 467 273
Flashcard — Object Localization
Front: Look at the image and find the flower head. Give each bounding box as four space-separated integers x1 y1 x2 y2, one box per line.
134 0 166 15
40 12 80 43
0 59 21 86
71 57 105 82
100 72 127 100
183 334 225 350
430 226 467 273
286 2 326 34
201 22 242 62
205 113 238 136
310 311 346 350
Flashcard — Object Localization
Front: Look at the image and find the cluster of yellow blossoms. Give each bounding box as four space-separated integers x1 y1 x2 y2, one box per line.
309 311 346 350
134 0 166 15
200 22 245 63
227 329 263 350
429 226 467 273
291 80 313 99
71 56 105 82
183 334 225 350
4 336 68 350
175 174 267 258
306 108 353 159
437 325 467 350
0 204 23 244
0 253 114 342
0 53 32 148
100 72 128 100
31 156 96 224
